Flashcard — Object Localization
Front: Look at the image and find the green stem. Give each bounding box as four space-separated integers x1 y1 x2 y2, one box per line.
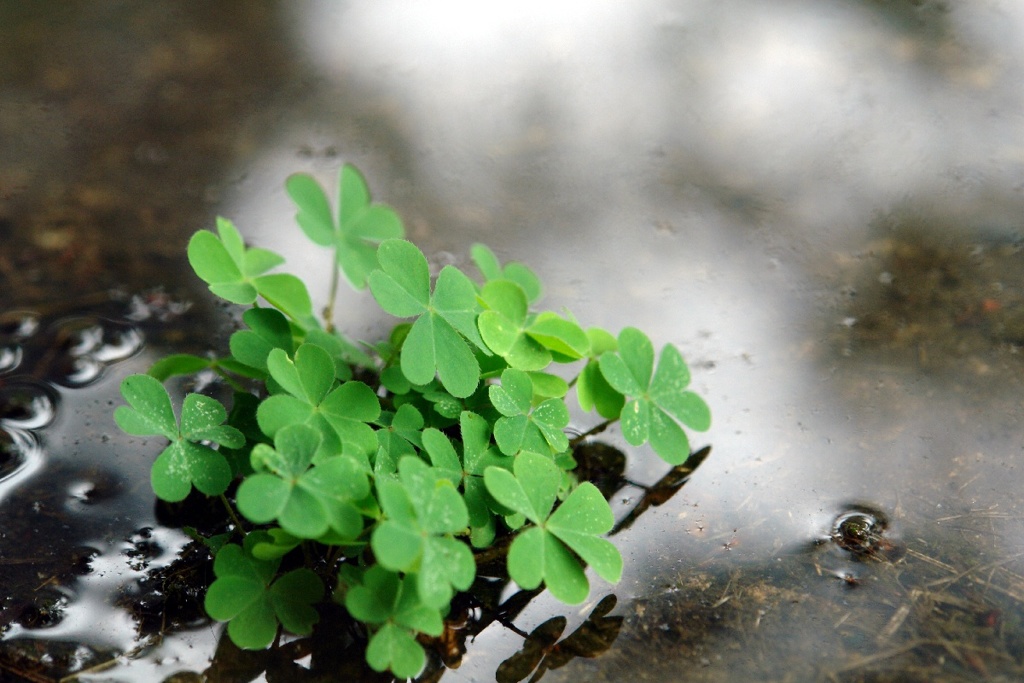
220 494 247 536
472 533 515 566
213 367 249 393
325 545 344 569
569 418 616 447
322 247 342 333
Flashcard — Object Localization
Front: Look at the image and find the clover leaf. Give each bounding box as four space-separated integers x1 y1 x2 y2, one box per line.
256 343 380 462
598 327 711 465
475 280 586 368
576 327 625 419
343 565 443 678
470 243 543 304
236 423 369 540
415 421 512 546
228 307 295 374
114 374 243 502
205 534 324 649
303 327 367 375
420 427 462 486
377 403 424 453
187 217 315 326
477 279 550 370
489 369 570 456
373 403 425 477
526 371 570 401
249 528 302 561
145 354 215 381
484 451 621 604
368 239 486 398
525 312 590 362
456 410 513 547
370 456 475 609
286 165 405 289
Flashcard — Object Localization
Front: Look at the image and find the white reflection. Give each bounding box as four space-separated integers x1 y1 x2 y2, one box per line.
244 1 1024 568
286 0 1024 253
0 427 44 501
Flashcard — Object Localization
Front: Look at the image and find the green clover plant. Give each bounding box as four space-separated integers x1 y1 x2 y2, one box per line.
205 532 324 649
490 368 570 456
114 374 243 502
368 238 486 398
598 327 712 464
484 451 621 603
286 164 404 290
114 164 711 678
342 565 444 677
236 423 369 540
371 456 475 609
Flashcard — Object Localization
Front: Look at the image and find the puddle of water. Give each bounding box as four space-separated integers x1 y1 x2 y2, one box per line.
4 1 1024 681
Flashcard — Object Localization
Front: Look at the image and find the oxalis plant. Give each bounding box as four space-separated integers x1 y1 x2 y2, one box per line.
113 164 711 678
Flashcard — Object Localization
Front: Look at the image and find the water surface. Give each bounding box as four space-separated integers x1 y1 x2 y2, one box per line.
3 2 1024 681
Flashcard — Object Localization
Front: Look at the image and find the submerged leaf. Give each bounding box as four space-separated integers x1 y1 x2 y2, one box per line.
205 536 323 650
344 566 441 678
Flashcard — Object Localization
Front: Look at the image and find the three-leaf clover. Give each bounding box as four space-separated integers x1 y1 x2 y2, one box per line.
477 279 550 370
489 369 570 456
236 423 369 539
286 165 405 289
525 312 590 362
370 456 475 609
256 343 381 462
368 239 486 398
375 403 425 468
484 451 622 604
343 565 443 678
598 327 711 464
228 307 295 374
205 533 324 649
188 217 315 326
114 374 244 502
470 243 543 304
477 280 591 369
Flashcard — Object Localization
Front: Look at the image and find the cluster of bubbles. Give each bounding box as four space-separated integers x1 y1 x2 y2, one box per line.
0 311 144 499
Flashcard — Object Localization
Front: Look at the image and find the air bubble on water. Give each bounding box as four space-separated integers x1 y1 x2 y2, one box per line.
67 481 97 505
0 426 45 499
57 355 104 387
49 318 144 387
0 311 40 341
0 380 59 429
67 322 104 356
0 345 22 373
53 316 139 357
90 321 144 363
